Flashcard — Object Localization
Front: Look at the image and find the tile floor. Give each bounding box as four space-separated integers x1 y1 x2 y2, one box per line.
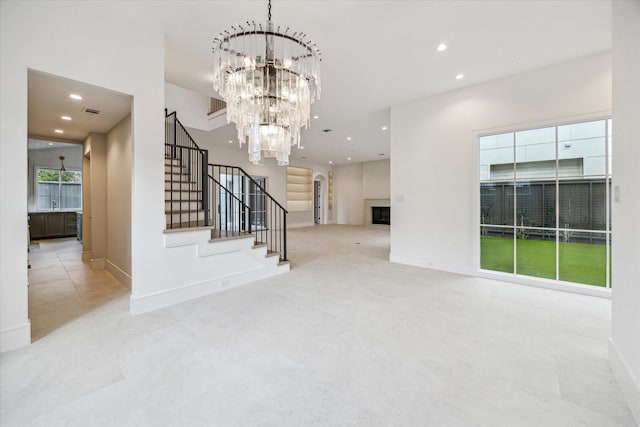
1 226 636 426
26 238 129 342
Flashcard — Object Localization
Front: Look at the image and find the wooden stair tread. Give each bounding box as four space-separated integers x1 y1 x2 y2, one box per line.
165 220 208 229
165 209 205 214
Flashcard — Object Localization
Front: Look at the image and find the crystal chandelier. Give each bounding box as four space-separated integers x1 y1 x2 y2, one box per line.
212 0 321 166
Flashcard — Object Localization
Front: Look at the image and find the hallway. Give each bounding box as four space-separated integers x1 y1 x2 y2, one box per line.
27 237 129 341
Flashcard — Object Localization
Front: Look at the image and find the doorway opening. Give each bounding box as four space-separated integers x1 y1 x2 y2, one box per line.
313 174 328 225
314 180 321 224
27 69 132 342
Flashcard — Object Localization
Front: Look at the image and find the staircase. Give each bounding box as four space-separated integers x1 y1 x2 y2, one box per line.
164 110 289 265
165 157 207 228
164 110 210 230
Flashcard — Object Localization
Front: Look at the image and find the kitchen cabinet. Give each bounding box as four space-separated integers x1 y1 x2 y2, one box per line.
29 212 78 240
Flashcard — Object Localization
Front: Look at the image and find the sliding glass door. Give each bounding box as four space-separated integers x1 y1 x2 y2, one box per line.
479 118 611 288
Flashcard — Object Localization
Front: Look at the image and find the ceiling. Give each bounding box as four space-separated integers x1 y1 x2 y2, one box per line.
28 70 132 142
27 138 79 151
162 0 611 166
27 1 611 166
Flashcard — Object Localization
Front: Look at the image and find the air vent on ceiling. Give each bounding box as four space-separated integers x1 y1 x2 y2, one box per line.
84 108 100 115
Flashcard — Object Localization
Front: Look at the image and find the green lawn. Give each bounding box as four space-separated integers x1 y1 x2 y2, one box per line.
480 236 607 287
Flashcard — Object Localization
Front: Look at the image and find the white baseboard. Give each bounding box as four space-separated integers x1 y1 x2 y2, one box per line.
475 269 611 299
106 259 132 289
389 252 473 276
130 264 288 315
0 321 31 353
389 252 611 299
90 258 106 270
609 339 640 424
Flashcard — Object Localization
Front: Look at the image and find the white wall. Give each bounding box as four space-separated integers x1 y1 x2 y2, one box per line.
27 144 83 212
334 160 391 225
84 133 108 263
0 1 164 351
390 52 611 275
164 82 227 131
106 115 132 286
334 163 364 225
81 152 92 259
610 0 640 420
363 160 391 200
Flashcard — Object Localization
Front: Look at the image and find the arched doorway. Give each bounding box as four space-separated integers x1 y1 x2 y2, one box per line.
313 174 327 225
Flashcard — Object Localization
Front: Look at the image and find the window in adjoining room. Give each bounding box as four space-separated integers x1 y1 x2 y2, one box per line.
36 167 82 211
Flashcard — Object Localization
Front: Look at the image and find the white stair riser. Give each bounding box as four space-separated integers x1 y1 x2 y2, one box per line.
165 190 202 199
164 165 185 174
165 181 196 191
165 200 202 211
166 211 208 223
165 172 192 181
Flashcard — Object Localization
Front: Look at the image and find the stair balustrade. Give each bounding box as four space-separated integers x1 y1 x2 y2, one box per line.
210 164 288 261
164 110 288 262
165 110 209 228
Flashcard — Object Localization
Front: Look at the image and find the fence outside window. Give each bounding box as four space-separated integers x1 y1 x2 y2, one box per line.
36 168 82 210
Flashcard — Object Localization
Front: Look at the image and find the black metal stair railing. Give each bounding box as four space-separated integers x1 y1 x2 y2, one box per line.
209 164 288 262
164 110 288 262
206 173 252 239
165 110 209 228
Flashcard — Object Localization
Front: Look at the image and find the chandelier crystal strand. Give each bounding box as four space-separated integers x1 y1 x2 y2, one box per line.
212 0 321 166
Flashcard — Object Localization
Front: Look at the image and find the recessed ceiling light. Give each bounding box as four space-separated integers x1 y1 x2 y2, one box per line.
69 94 82 100
329 160 333 164
381 126 388 130
228 140 233 144
48 142 54 146
300 146 305 150
347 137 352 141
347 157 352 161
60 115 72 121
54 129 64 134
456 73 464 80
313 115 319 119
437 43 447 52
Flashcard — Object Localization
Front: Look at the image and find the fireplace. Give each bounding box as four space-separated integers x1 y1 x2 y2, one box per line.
372 206 390 225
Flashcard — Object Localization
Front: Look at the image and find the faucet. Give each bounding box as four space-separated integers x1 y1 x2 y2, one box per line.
52 200 57 210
